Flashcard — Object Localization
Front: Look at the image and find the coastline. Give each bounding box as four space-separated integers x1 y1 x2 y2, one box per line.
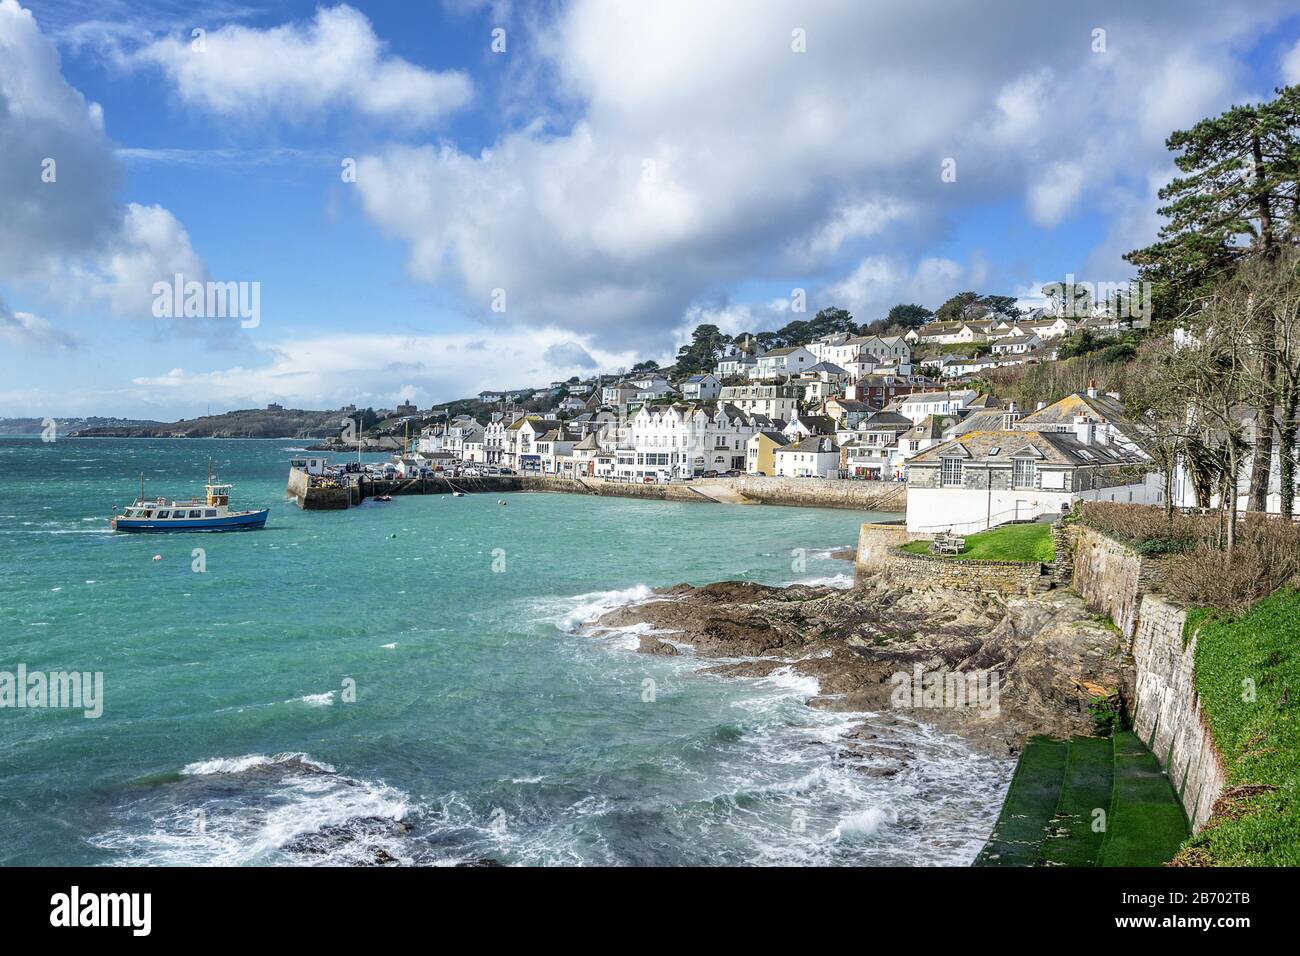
576 574 1128 758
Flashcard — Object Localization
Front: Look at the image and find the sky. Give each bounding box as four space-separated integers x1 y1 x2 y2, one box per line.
1 0 1299 420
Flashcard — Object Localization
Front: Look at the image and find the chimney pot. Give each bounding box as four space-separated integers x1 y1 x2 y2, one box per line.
1086 379 1098 399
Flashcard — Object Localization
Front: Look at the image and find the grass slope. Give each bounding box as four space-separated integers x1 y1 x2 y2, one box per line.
1038 736 1114 866
1098 731 1189 867
974 736 1068 866
1179 588 1300 866
902 522 1056 563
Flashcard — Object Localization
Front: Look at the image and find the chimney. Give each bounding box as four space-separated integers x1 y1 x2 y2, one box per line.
1036 401 1046 411
1086 379 1098 399
1073 413 1093 445
1094 417 1109 445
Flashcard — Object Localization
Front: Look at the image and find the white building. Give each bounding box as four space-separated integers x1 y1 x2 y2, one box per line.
614 403 760 481
680 373 722 401
774 436 841 478
718 384 801 421
891 390 978 424
755 346 816 380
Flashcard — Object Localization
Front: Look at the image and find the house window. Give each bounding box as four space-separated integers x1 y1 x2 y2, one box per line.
940 458 963 487
1013 458 1036 489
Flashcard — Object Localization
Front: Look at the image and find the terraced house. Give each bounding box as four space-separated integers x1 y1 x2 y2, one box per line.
615 403 761 482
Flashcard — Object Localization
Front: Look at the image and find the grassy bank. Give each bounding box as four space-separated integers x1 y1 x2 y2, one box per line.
902 522 1055 563
1178 588 1300 866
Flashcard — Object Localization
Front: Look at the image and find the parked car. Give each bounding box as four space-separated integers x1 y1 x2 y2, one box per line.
463 467 482 477
723 469 743 477
498 467 516 475
701 470 719 478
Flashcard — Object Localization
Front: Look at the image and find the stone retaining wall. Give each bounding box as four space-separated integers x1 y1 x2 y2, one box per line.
1131 594 1226 832
884 546 1046 595
1069 524 1166 638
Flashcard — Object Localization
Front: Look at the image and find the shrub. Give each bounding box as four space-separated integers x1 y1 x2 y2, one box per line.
1163 517 1300 614
1077 501 1212 554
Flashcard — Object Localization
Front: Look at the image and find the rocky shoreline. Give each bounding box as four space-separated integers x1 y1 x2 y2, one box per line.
583 577 1128 755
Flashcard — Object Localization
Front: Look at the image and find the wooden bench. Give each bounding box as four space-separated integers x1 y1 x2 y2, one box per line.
931 533 966 555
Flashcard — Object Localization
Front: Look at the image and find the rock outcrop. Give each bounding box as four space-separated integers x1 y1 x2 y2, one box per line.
585 578 1127 754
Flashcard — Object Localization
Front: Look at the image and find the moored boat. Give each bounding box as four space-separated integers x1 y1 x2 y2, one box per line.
111 465 269 533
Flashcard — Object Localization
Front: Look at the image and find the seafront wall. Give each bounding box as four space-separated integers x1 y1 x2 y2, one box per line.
287 469 906 512
1130 595 1226 832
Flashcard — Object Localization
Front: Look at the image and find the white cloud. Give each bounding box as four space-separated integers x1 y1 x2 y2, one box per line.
351 0 1284 348
1283 38 1300 84
824 256 968 318
1028 162 1088 227
0 0 208 320
134 5 471 126
125 327 640 412
0 294 75 350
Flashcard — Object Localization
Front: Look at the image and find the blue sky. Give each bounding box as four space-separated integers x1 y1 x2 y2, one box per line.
2 0 1299 419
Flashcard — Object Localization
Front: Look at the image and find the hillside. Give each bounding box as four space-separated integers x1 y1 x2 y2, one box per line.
0 416 163 435
69 407 353 439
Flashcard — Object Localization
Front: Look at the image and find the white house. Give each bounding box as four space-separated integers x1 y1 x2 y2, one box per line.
891 390 978 424
680 373 722 401
614 403 760 481
755 346 816 380
774 436 841 478
715 353 758 379
991 333 1041 355
718 384 801 421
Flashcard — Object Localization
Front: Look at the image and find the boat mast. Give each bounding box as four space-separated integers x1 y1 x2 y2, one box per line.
139 472 144 505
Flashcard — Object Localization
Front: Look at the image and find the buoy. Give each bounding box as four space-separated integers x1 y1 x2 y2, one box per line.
152 554 162 562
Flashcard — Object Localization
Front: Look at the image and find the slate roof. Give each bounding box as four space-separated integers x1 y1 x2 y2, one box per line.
780 435 841 455
908 428 1146 468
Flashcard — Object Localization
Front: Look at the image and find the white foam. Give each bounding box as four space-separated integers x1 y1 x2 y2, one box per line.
297 692 335 707
553 584 656 633
182 752 336 776
831 807 896 841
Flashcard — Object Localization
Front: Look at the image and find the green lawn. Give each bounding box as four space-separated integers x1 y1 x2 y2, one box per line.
1178 589 1300 866
901 521 1056 563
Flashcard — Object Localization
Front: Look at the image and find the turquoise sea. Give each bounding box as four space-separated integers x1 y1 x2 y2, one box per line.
0 437 1010 866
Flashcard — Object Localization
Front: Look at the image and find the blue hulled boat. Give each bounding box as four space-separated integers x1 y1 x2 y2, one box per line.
111 465 269 533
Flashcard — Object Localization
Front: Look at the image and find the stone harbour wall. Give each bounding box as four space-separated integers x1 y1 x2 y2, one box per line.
855 522 910 577
1131 594 1226 832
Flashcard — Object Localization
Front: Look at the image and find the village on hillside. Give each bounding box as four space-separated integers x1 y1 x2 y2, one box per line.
301 284 1297 536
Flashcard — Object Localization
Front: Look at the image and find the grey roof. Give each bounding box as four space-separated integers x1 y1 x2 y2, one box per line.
909 428 1146 468
860 410 912 429
780 435 840 455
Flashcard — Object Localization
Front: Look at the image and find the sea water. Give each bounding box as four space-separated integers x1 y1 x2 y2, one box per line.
0 437 1011 866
